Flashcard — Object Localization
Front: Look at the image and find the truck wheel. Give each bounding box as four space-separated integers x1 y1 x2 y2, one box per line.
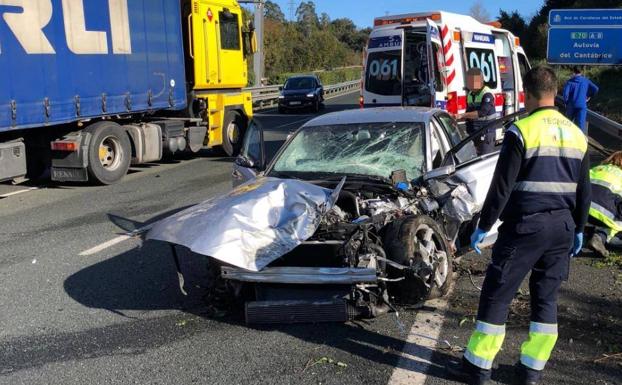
384 215 453 304
221 111 245 157
85 122 131 185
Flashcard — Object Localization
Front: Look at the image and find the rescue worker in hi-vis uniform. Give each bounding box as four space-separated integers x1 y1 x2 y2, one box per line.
447 66 591 385
586 151 622 258
456 67 498 155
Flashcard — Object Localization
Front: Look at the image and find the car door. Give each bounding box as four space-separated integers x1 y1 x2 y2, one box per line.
232 120 265 188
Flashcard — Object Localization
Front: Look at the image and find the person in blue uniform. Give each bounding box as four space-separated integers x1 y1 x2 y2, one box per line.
446 66 591 385
563 67 599 133
457 68 498 154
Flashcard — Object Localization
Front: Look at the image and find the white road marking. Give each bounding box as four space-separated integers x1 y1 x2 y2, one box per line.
79 235 131 256
0 187 38 198
388 295 451 385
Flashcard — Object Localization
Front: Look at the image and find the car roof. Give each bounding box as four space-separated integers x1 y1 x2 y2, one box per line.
302 107 443 127
286 75 318 80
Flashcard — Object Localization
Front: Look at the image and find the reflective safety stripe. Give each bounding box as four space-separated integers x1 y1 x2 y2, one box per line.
464 349 495 370
520 354 547 370
514 181 577 194
520 321 558 371
592 178 622 197
524 146 586 160
465 324 506 370
475 321 506 335
529 322 558 334
590 202 622 232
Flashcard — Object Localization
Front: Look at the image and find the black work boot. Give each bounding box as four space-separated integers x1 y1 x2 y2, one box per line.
445 357 492 385
588 232 610 258
516 362 543 385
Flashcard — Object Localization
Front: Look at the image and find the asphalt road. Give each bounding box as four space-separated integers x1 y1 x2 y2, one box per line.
1 93 620 385
0 93 420 385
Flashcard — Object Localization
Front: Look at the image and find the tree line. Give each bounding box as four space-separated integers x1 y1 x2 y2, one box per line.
257 1 369 82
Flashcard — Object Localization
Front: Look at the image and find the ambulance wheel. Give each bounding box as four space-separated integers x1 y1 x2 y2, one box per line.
85 122 131 185
221 111 245 157
384 215 453 303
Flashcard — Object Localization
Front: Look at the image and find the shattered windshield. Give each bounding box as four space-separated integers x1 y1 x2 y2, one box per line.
271 122 426 181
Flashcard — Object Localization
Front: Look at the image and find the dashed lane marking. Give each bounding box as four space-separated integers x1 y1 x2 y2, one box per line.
388 294 451 385
79 235 131 256
0 187 38 199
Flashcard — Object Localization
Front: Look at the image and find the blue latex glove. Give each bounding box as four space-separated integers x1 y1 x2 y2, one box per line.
470 228 488 254
571 232 583 257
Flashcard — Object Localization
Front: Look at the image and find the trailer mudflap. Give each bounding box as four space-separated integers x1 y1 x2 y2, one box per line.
52 167 89 182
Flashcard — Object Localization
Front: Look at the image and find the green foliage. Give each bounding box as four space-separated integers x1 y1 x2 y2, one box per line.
257 1 364 84
271 67 362 86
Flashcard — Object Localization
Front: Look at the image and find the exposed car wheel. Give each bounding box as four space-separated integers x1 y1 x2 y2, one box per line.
384 215 453 304
84 121 131 185
313 99 320 113
221 111 245 157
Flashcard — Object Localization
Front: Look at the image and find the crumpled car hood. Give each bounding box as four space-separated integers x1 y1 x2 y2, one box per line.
147 177 344 272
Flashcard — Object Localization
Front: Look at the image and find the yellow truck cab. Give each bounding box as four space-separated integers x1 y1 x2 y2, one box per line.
183 0 255 156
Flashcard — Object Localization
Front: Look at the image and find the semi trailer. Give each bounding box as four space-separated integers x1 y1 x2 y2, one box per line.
0 0 256 184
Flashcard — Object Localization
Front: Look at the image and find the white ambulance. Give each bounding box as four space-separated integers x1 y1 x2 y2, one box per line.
361 11 531 116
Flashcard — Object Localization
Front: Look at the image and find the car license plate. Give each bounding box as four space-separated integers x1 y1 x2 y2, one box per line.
289 101 301 105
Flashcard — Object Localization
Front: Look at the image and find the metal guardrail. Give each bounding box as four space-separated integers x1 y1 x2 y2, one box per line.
555 96 621 156
247 80 360 110
587 109 622 141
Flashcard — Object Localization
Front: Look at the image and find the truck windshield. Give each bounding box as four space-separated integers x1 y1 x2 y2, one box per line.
284 78 315 90
272 122 426 181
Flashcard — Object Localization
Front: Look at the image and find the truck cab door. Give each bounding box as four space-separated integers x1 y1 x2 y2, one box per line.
232 120 265 188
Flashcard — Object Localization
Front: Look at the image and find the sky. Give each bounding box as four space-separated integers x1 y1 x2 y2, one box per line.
257 0 544 28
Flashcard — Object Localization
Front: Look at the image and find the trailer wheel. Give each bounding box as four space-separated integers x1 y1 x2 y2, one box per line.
384 215 453 304
221 111 245 157
85 122 131 185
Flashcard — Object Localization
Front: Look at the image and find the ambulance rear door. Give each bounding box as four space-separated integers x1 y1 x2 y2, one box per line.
401 20 445 107
363 28 404 106
462 31 502 111
425 19 446 109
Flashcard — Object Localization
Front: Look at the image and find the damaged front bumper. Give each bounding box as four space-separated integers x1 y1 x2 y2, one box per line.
221 266 378 285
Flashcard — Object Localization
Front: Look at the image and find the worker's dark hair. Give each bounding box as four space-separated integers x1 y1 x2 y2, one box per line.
603 151 622 168
523 66 557 99
466 67 483 77
572 66 582 74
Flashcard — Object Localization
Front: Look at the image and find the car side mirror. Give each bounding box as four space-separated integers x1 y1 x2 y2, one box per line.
423 164 456 181
235 155 257 169
278 86 283 91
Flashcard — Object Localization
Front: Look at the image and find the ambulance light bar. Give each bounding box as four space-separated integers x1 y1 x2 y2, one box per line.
374 13 441 26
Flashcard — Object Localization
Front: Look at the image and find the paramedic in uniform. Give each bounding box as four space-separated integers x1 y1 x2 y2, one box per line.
447 66 590 385
456 68 498 154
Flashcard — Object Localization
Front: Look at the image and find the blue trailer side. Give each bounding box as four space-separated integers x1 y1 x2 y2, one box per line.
0 0 187 132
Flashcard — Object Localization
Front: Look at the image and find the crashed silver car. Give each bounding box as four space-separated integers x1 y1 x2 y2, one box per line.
147 107 519 324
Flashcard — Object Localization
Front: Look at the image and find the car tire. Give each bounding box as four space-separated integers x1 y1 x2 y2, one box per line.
221 111 245 157
383 215 453 304
84 121 131 185
313 99 320 113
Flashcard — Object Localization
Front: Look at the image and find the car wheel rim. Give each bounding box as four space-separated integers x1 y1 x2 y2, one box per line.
98 136 122 170
413 224 449 288
227 121 239 145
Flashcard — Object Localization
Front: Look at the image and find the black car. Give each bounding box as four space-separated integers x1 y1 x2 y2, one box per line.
278 75 324 113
